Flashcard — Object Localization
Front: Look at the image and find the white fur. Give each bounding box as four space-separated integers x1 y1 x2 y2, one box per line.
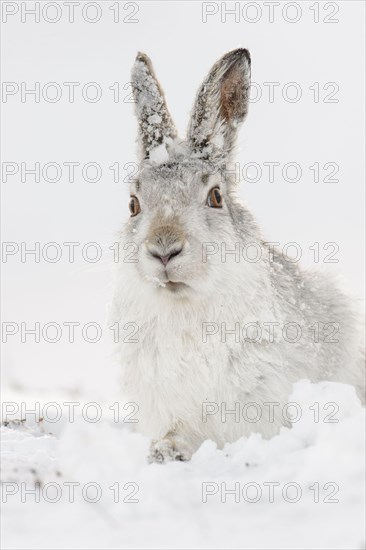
111 49 364 462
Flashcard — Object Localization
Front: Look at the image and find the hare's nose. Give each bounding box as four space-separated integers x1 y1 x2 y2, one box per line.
151 247 183 265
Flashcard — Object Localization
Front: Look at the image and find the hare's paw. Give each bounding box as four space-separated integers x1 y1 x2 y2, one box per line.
148 437 191 464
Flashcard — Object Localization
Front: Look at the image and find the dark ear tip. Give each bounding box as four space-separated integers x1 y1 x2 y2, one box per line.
136 51 151 65
241 48 251 65
222 48 251 69
231 47 251 65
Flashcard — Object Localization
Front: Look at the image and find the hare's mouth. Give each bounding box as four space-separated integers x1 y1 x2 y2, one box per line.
165 281 188 292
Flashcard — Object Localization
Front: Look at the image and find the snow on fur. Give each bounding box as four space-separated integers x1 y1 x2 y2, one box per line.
113 48 364 464
131 52 177 159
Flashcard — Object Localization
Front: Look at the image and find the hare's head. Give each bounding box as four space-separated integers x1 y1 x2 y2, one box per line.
126 49 255 299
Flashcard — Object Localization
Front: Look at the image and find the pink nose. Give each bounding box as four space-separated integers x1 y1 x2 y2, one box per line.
150 247 183 265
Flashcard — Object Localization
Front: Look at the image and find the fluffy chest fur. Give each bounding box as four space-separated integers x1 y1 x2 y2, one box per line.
113 277 303 446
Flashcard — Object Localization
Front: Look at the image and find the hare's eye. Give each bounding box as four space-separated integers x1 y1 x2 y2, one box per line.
207 187 223 208
129 196 141 217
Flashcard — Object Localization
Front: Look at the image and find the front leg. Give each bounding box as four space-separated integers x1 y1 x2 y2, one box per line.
148 423 192 464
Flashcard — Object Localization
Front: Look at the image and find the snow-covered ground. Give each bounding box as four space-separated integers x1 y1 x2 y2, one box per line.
1 380 365 550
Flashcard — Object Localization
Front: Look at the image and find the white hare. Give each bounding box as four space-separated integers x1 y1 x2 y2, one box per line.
112 48 364 462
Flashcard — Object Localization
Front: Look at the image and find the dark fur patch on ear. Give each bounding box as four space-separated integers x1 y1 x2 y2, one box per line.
221 63 247 122
187 48 251 162
220 48 251 124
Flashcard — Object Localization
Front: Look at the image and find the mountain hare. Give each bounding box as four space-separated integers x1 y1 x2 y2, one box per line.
112 48 364 462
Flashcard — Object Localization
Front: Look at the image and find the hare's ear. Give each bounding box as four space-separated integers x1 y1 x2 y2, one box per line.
187 48 251 163
131 52 177 160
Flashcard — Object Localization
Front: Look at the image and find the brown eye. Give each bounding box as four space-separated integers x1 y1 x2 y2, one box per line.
207 187 223 208
129 196 141 217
